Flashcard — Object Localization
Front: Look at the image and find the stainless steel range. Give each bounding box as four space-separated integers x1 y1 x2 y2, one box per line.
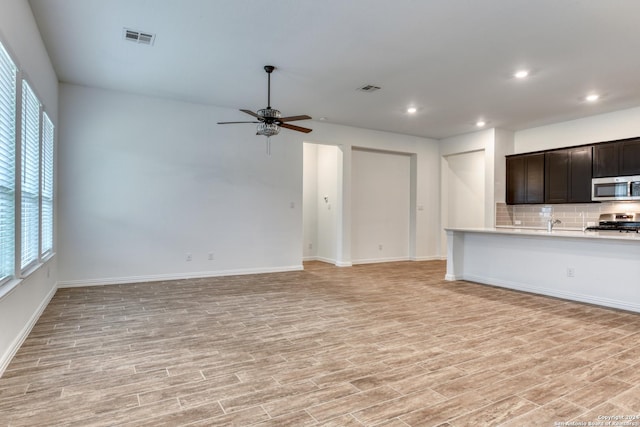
585 213 640 233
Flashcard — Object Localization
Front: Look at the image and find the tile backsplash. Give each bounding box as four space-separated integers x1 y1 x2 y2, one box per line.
496 202 640 230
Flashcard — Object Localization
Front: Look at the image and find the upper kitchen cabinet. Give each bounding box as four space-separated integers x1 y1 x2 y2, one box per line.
593 142 618 177
593 137 640 177
545 146 593 203
506 153 544 205
620 138 640 176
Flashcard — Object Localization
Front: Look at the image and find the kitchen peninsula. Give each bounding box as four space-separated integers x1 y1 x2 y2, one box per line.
445 227 640 313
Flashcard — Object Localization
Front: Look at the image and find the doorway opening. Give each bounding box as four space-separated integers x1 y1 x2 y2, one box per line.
302 143 340 264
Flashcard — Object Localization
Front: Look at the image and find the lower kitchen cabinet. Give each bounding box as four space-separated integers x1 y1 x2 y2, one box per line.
545 146 592 203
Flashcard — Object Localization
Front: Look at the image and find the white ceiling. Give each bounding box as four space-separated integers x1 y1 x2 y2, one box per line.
28 0 640 139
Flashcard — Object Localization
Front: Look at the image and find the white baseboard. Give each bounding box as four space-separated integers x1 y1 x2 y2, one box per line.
412 255 446 261
304 256 443 266
335 261 353 267
302 256 352 267
463 274 640 314
57 265 304 288
303 256 336 264
351 256 411 265
0 283 58 377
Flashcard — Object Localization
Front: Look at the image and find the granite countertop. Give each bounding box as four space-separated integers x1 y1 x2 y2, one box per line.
445 227 640 241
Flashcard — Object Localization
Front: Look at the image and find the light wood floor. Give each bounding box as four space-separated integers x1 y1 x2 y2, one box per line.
1 260 640 426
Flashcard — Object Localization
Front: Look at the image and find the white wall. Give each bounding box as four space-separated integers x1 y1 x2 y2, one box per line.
58 84 442 283
440 129 495 229
0 0 58 375
444 150 485 229
493 128 515 203
515 106 640 153
439 128 508 252
351 148 411 263
302 143 318 260
315 145 340 263
58 84 305 284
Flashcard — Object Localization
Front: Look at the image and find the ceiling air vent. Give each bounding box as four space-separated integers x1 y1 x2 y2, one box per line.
357 84 381 92
123 28 156 45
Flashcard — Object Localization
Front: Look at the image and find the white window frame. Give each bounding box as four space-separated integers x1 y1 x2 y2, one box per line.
0 39 55 292
41 112 54 257
0 42 17 285
20 80 41 273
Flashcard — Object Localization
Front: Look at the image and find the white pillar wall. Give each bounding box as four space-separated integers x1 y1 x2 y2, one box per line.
336 146 351 266
438 128 515 253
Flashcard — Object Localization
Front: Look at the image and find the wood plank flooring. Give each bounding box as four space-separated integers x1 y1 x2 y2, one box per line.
1 260 640 426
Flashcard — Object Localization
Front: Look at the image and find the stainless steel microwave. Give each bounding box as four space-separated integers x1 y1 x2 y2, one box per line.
592 175 640 201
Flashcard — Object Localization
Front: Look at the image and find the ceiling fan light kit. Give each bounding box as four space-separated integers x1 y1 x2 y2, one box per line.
217 65 312 146
257 122 280 137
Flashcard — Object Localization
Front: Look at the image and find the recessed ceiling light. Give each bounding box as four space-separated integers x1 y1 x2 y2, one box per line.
585 94 600 102
514 70 529 79
407 107 417 114
319 117 327 121
476 120 486 127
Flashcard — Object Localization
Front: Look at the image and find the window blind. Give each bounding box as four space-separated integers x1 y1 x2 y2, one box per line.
0 43 16 283
21 81 40 271
41 113 53 255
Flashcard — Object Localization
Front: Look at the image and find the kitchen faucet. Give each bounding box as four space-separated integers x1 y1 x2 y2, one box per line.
547 218 561 232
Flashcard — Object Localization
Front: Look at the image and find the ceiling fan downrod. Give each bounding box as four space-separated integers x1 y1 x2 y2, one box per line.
257 65 281 130
264 65 275 109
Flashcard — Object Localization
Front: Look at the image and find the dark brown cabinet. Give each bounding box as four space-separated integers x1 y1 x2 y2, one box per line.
507 136 640 205
593 142 618 177
593 138 640 177
620 138 640 176
545 146 593 203
506 153 544 204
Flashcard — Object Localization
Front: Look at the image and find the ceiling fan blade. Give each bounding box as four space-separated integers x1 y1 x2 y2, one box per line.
217 121 261 124
280 123 313 133
279 115 312 122
240 109 261 118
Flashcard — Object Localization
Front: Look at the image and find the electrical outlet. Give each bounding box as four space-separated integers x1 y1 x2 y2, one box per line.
186 253 192 262
208 252 214 261
514 220 522 225
566 267 575 278
378 244 383 250
308 243 313 250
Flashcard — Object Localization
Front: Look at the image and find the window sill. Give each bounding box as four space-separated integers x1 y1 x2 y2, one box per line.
0 253 56 302
0 278 22 301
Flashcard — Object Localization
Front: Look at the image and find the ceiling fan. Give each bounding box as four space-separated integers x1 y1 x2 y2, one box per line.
217 65 313 137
